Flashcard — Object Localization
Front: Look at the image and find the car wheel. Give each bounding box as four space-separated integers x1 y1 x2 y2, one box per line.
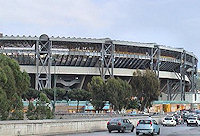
136 132 139 135
157 128 160 135
118 130 120 133
151 129 155 136
121 127 125 133
131 126 134 132
109 130 111 133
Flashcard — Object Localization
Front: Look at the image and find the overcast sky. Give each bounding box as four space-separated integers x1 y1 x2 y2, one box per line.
0 0 200 66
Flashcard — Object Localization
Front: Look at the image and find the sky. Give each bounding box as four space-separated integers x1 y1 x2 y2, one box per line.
0 0 200 67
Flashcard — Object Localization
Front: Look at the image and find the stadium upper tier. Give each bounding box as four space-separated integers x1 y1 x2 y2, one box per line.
0 35 197 74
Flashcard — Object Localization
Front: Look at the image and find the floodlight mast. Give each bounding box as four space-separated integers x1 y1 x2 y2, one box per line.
35 34 52 91
99 39 115 80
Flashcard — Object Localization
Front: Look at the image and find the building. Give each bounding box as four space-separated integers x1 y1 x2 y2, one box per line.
152 101 191 113
0 34 198 101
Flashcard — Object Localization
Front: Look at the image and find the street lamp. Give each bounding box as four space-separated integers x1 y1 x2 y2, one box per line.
53 58 57 115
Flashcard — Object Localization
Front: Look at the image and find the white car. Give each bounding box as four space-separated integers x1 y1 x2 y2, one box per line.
136 119 160 135
162 116 176 126
187 116 200 126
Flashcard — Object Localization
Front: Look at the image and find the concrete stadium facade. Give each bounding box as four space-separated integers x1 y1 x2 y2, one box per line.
0 34 198 101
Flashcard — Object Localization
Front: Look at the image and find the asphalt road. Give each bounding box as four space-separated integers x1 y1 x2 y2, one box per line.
60 123 200 136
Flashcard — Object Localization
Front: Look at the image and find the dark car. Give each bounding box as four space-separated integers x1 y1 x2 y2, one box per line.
107 118 134 133
174 114 183 124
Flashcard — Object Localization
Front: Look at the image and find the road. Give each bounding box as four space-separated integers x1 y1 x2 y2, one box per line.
58 124 200 136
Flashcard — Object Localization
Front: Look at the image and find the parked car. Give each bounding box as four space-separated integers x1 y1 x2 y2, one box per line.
136 119 160 136
107 118 134 133
187 116 200 126
162 116 176 126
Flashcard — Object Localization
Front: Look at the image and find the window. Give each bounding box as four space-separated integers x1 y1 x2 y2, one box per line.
139 120 151 124
153 120 157 124
188 118 196 120
123 119 127 123
165 117 172 120
110 118 121 122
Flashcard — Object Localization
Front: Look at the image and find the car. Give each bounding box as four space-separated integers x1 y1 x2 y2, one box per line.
183 114 189 122
162 116 176 126
151 112 160 116
128 111 137 116
187 116 200 126
139 112 149 116
136 119 160 136
174 115 183 124
182 111 190 122
195 110 200 114
107 118 134 133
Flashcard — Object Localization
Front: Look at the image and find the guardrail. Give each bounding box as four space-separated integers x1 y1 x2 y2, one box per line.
55 112 163 119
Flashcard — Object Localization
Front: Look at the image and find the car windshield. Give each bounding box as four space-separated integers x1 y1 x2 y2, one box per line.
188 118 196 120
139 120 151 124
165 117 172 120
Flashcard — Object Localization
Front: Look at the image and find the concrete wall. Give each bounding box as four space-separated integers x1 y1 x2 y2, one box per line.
20 65 189 81
160 92 200 103
0 116 163 136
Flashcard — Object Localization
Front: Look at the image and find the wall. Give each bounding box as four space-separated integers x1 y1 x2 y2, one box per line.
0 116 163 136
159 92 200 104
20 65 189 80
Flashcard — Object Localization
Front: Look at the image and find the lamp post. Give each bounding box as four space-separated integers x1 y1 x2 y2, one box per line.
53 59 57 115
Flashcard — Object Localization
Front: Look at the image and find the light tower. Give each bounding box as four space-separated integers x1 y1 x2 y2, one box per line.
35 34 52 90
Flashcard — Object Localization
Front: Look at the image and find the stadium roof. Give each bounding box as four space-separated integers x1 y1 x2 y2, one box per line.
0 34 197 58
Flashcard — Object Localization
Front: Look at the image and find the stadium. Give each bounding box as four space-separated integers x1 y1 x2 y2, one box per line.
0 34 198 101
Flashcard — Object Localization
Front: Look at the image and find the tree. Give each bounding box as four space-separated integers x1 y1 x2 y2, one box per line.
34 93 53 119
56 88 67 100
106 78 132 111
16 71 30 96
26 102 36 120
42 88 66 101
0 54 30 99
127 99 140 110
87 76 106 112
9 93 24 120
26 93 54 120
2 65 17 99
23 88 39 101
0 88 9 120
0 54 30 120
68 89 91 112
130 70 160 111
0 67 7 87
